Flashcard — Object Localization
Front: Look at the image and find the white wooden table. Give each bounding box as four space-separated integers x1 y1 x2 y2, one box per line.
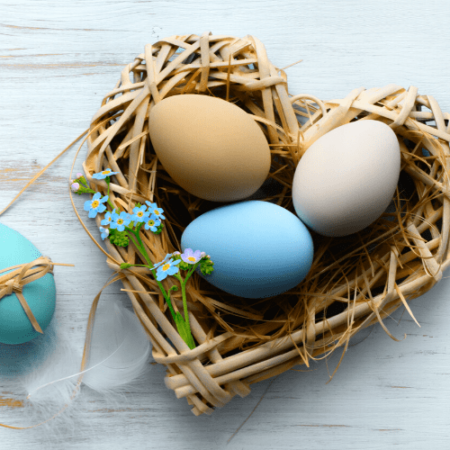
1 1 449 448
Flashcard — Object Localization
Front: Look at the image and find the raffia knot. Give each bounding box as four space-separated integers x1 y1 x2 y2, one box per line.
1 279 23 297
12 282 23 293
0 256 56 335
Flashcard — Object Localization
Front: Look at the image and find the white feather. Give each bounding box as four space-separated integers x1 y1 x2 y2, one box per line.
82 299 152 392
0 299 153 430
24 332 80 406
0 320 83 433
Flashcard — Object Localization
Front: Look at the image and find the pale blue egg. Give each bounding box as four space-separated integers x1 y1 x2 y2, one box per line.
0 224 56 344
181 201 314 299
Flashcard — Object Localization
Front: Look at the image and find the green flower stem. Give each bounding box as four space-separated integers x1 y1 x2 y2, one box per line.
104 177 118 211
124 225 196 349
172 274 195 350
125 228 152 266
173 262 201 346
157 278 177 320
173 272 190 330
125 227 177 320
186 264 197 280
107 199 116 211
123 263 150 268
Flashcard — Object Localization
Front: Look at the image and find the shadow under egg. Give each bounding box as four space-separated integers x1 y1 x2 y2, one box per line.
0 318 58 379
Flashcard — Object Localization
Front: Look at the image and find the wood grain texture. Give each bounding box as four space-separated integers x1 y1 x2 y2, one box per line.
0 0 449 448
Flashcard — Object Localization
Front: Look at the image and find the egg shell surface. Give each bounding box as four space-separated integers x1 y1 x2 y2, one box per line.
292 120 401 237
181 201 314 299
149 94 271 202
0 224 56 344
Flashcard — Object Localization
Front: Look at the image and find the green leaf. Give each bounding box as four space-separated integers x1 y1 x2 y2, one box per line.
75 186 97 195
174 313 196 350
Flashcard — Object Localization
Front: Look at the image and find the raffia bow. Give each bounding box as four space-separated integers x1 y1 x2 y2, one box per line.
0 256 60 334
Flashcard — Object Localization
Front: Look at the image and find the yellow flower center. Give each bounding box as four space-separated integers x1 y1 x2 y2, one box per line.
137 211 143 217
107 216 111 222
188 256 196 262
154 210 160 215
162 263 171 271
117 219 124 225
102 170 111 175
148 220 155 226
91 200 100 208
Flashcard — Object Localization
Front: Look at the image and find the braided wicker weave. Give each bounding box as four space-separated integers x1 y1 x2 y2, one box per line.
82 32 450 416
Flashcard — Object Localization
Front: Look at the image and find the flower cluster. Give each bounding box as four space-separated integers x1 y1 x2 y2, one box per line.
72 169 213 350
95 201 164 243
152 249 214 281
71 169 165 247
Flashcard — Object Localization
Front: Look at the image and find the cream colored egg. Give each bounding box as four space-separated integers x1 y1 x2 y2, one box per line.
149 95 271 202
292 120 401 237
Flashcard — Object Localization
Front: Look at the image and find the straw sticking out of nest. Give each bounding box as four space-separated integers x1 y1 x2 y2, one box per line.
82 32 450 416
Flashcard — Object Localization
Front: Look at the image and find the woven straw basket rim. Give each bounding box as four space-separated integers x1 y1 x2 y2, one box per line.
82 32 450 416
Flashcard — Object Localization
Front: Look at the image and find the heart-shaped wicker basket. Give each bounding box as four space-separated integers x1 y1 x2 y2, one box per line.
82 32 450 416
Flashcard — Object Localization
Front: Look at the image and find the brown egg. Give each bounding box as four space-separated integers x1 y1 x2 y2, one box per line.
149 95 271 202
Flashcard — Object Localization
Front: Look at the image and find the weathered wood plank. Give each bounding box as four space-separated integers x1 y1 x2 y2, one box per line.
0 1 449 448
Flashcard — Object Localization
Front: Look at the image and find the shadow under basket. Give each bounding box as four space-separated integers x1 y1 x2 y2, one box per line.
82 32 450 416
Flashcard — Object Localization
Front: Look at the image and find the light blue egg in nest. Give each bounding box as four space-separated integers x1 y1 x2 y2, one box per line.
0 224 56 345
181 200 314 299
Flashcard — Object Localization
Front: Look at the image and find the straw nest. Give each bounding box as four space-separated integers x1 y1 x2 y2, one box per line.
82 32 450 416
